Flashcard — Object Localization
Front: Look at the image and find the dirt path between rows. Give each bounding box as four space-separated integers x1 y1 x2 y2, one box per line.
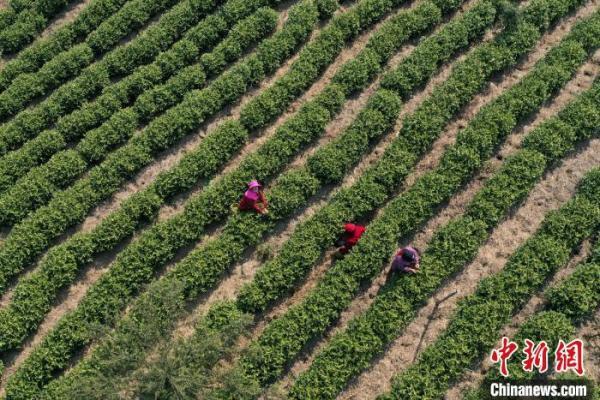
412 50 599 251
574 310 600 382
40 0 94 39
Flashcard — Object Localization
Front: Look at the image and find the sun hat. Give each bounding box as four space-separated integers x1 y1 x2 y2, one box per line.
248 180 261 189
244 180 261 201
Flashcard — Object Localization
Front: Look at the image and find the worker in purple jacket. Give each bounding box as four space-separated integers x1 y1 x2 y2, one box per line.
390 246 421 274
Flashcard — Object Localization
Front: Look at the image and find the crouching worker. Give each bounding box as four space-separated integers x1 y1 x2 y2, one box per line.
334 223 365 258
238 180 268 214
390 246 421 274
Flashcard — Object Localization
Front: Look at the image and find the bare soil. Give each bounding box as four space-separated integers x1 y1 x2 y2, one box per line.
574 310 600 382
412 51 599 250
40 0 95 39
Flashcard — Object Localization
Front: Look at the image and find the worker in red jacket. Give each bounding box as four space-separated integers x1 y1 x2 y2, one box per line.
238 180 268 214
335 223 366 258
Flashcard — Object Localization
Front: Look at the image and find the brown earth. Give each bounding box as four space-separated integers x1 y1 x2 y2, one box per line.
40 0 94 39
575 310 600 382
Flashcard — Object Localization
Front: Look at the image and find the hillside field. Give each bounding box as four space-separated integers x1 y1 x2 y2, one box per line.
0 0 598 398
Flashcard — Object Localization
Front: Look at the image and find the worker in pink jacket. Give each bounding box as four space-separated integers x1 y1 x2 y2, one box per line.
238 180 268 214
